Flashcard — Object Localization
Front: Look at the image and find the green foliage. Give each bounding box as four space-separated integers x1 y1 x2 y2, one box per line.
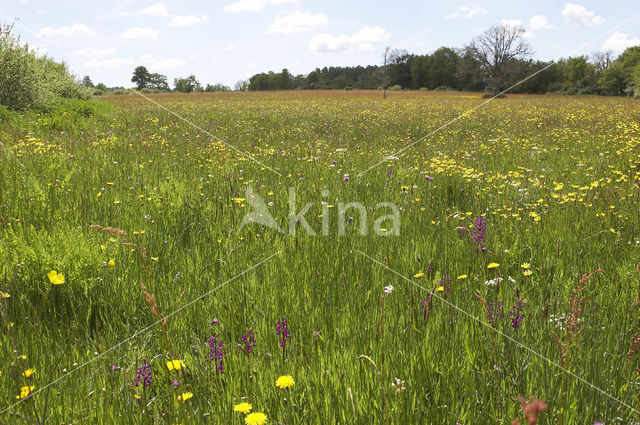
173 75 201 93
0 23 89 110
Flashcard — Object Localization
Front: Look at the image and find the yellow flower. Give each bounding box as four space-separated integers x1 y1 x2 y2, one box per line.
177 392 193 402
234 402 252 414
401 185 408 191
16 385 34 400
413 272 424 278
487 263 500 269
0 291 10 298
436 286 445 292
521 263 530 269
22 368 35 378
108 259 115 268
523 270 533 276
457 274 468 280
166 360 185 371
47 270 65 285
245 412 268 425
275 375 295 389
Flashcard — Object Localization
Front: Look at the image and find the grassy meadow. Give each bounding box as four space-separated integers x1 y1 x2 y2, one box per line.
1 90 640 424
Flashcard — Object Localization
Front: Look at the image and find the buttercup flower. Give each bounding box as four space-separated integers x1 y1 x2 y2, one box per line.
275 375 294 389
166 360 185 371
108 259 115 268
22 368 35 378
16 385 34 400
457 274 468 280
487 262 500 269
47 270 64 285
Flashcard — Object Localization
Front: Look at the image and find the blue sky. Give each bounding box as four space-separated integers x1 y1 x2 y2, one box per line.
2 0 639 88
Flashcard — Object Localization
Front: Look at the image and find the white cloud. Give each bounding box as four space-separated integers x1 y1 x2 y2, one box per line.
309 34 352 53
309 25 390 53
120 27 159 39
602 31 640 52
224 0 295 13
529 14 554 30
73 47 119 58
267 11 327 34
140 54 186 69
139 2 170 16
169 15 210 27
446 5 486 19
38 24 93 38
84 58 133 68
561 4 603 27
500 19 522 28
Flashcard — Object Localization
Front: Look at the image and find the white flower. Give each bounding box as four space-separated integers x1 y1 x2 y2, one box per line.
384 285 394 293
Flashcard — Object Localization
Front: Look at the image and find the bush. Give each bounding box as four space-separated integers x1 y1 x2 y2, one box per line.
344 86 354 91
389 85 402 91
0 23 90 111
434 85 452 91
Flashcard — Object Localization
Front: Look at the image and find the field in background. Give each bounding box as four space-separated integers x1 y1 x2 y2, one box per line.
1 90 639 424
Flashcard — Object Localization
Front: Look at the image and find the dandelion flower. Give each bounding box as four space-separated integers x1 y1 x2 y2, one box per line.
275 375 295 389
457 274 468 280
22 368 35 378
166 360 185 371
234 402 252 414
413 272 424 278
177 392 193 402
245 412 267 425
108 259 115 268
487 263 500 269
47 270 65 285
436 286 445 292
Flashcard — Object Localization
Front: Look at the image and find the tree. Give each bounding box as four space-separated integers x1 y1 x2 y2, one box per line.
205 83 231 92
131 66 151 90
234 79 249 91
149 73 168 90
465 24 533 94
598 61 626 95
81 75 93 87
378 46 392 98
173 75 201 93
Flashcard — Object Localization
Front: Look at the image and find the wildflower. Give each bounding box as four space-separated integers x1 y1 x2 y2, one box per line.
173 379 179 388
209 335 224 374
384 285 394 293
1 291 11 298
16 385 34 400
177 392 193 402
421 294 432 318
523 270 533 276
413 272 424 278
401 185 408 191
234 402 252 414
166 360 185 371
241 330 256 355
487 301 504 324
487 262 500 269
472 216 487 252
425 175 433 181
211 317 219 325
22 368 35 378
521 263 530 269
108 259 115 268
245 412 268 425
276 317 290 348
436 286 445 292
510 300 525 330
343 174 349 182
134 361 152 387
47 270 65 285
391 378 406 394
275 375 294 389
457 274 468 280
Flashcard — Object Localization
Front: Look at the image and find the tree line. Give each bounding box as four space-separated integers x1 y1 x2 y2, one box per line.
246 25 640 97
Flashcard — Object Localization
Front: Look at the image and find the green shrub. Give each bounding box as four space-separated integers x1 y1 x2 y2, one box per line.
389 84 402 91
0 23 90 111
